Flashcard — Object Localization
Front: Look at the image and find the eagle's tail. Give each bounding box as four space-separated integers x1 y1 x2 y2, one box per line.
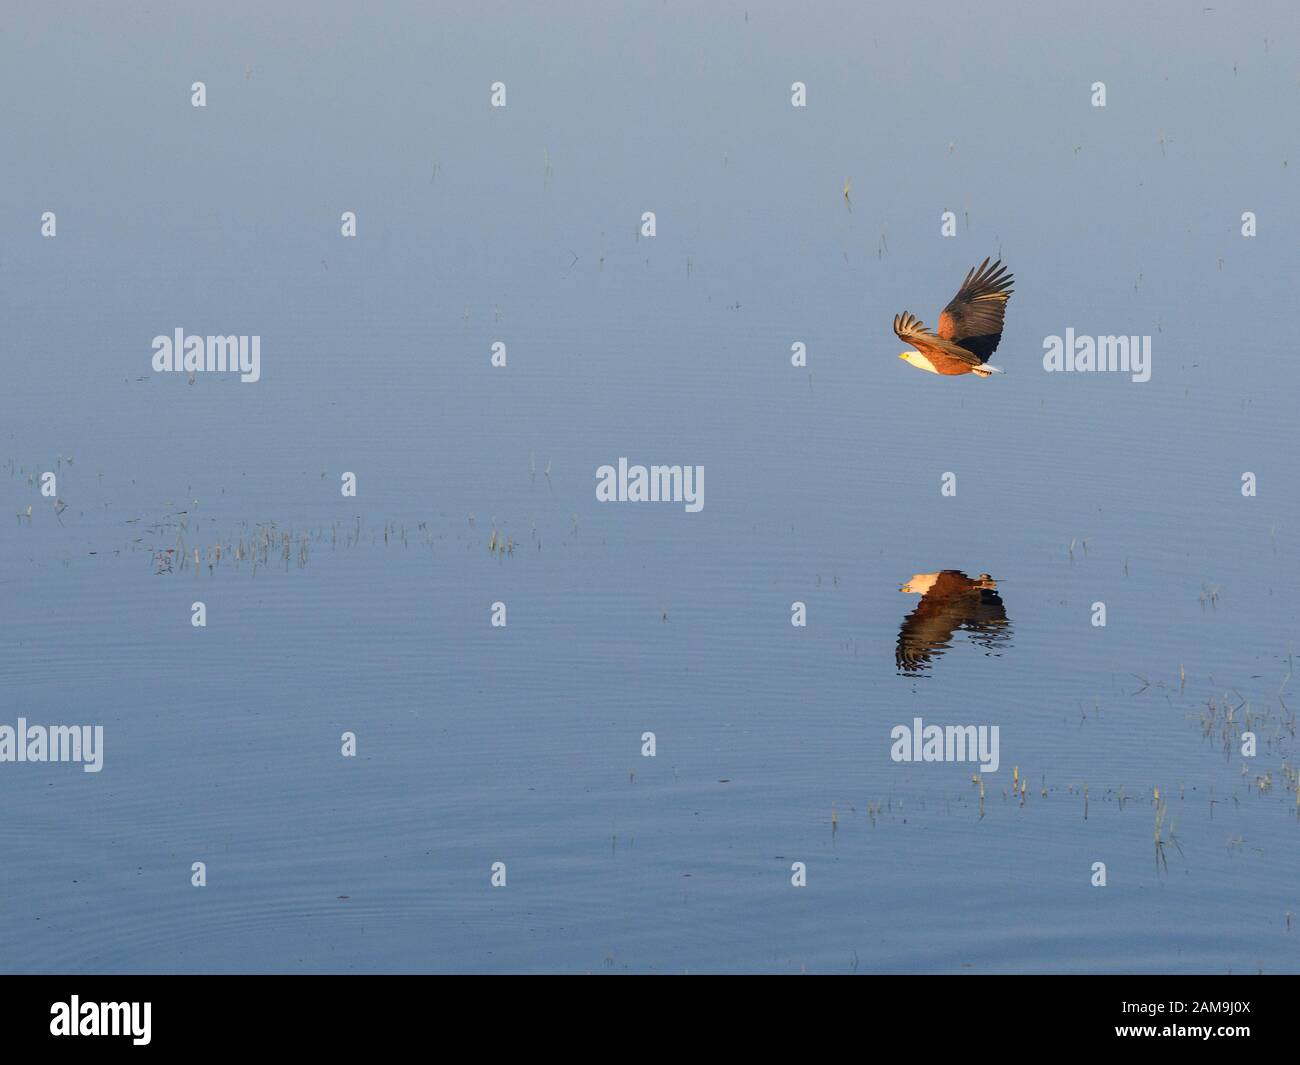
972 364 1005 378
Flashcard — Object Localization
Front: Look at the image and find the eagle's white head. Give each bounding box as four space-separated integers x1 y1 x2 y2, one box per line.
900 573 941 595
899 351 940 374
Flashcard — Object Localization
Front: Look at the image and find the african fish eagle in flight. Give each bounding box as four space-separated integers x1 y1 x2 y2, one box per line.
894 258 1014 377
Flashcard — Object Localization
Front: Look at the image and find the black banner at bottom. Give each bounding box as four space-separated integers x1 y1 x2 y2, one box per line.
0 975 1284 1052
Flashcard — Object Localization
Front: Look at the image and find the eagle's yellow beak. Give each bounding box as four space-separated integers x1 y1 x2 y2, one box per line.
898 353 907 359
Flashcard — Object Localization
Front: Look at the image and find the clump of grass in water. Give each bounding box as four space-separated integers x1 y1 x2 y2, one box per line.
971 774 986 820
1154 796 1182 872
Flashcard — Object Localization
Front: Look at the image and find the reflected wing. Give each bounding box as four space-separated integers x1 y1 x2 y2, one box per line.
959 589 1012 650
896 605 963 672
936 258 1014 362
893 312 980 367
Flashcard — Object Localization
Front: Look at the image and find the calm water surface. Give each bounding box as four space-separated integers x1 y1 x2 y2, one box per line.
2 1 1298 972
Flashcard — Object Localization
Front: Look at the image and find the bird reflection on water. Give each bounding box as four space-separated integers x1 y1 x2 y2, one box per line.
895 571 1013 675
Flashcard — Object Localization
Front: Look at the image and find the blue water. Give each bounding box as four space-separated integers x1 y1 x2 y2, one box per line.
2 0 1298 973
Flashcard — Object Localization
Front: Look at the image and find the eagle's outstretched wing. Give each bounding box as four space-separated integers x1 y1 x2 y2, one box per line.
936 258 1014 362
893 312 980 366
